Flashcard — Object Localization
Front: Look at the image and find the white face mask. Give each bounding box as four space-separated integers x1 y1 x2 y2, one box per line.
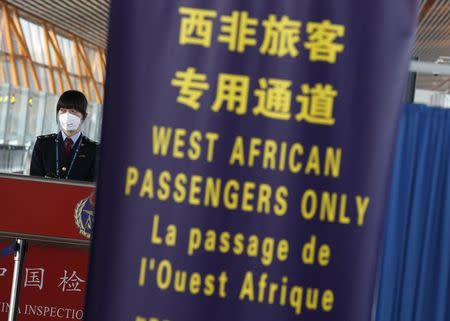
59 112 82 132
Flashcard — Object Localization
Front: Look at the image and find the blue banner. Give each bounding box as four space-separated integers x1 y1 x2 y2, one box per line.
85 1 419 321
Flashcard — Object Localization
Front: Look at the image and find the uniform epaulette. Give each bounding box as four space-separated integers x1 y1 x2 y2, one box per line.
83 136 99 145
37 133 57 139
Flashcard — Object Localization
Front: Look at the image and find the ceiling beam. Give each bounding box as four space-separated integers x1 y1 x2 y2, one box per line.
419 0 437 23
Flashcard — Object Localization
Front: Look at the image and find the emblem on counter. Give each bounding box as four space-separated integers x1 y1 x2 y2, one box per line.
74 192 95 239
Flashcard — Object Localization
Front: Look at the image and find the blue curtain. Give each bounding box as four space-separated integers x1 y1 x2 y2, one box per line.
376 104 450 321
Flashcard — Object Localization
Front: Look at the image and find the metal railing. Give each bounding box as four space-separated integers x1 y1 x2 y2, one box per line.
0 145 29 174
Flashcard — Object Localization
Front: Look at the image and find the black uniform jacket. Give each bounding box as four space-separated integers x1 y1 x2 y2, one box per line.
30 132 98 182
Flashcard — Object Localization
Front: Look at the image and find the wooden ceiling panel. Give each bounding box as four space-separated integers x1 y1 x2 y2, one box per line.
6 0 109 49
7 0 450 92
414 0 450 91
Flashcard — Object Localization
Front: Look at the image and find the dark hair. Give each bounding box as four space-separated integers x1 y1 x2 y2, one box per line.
56 90 88 119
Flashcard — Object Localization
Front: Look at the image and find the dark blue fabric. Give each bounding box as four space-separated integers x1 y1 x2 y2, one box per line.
376 104 450 321
84 2 419 320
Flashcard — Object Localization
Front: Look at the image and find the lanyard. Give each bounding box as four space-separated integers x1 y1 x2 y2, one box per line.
55 134 83 179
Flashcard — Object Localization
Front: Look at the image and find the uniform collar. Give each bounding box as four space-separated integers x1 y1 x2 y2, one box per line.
61 131 82 144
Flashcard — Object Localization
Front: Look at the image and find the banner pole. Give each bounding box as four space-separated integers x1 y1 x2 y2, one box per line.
404 57 418 103
7 239 27 321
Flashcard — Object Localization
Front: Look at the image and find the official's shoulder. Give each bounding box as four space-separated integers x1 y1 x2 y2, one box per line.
83 136 99 146
36 133 57 141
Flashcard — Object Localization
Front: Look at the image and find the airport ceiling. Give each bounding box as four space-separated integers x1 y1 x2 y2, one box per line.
6 0 110 49
6 0 450 91
414 0 450 91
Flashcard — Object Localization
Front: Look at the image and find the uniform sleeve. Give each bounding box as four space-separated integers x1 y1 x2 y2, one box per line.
30 139 45 177
88 144 99 182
